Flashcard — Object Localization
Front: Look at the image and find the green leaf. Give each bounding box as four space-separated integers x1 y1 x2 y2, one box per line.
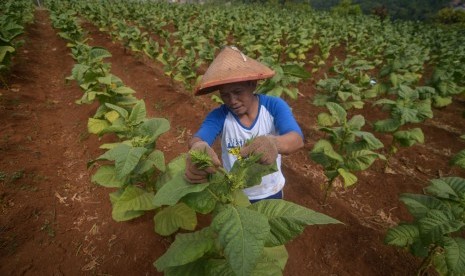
252 257 285 275
310 139 343 168
355 131 384 150
88 118 110 134
154 203 197 236
317 112 336 127
374 98 396 106
337 91 352 102
89 46 112 61
154 228 214 271
98 145 147 179
128 100 147 125
393 128 424 147
260 245 288 271
373 118 401 132
230 159 278 189
100 142 126 149
98 75 112 85
136 118 170 142
325 102 346 125
399 107 420 124
337 168 358 187
173 73 185 82
0 46 15 61
400 194 450 219
451 150 465 169
426 177 465 202
164 258 207 276
157 155 186 189
104 110 120 123
433 95 453 108
212 205 270 276
99 124 129 135
411 239 429 258
154 174 209 206
69 64 90 82
136 150 165 174
385 224 419 247
416 86 436 99
182 187 217 214
416 100 433 120
348 100 364 109
205 259 235 276
282 64 311 79
91 165 127 188
418 210 465 242
432 251 449 276
249 199 341 247
105 103 129 119
444 237 465 274
347 115 365 130
232 190 251 207
345 150 383 171
111 185 157 221
113 86 136 95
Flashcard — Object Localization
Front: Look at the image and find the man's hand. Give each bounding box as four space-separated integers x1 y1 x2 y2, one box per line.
185 141 221 183
240 136 278 165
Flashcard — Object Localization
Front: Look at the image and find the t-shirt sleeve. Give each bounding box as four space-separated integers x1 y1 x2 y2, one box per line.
265 95 304 138
193 106 227 146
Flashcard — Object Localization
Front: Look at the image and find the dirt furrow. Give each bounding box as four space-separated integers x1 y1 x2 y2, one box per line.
0 9 166 275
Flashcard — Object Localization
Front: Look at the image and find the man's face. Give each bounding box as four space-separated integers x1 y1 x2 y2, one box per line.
219 81 257 116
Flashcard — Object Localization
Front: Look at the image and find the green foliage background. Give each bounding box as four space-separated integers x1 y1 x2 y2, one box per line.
306 0 452 21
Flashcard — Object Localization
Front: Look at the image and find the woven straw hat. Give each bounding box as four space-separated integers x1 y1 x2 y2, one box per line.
194 46 275 96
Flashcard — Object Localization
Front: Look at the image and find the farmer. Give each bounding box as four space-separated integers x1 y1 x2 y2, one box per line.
185 46 304 202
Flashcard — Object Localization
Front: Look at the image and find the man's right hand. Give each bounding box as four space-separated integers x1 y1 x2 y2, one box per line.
185 141 221 183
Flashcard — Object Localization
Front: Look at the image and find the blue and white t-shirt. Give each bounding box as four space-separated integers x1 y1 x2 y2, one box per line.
194 94 303 200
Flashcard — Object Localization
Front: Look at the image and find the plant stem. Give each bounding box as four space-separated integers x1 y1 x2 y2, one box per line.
206 187 221 202
384 142 397 171
322 177 336 205
417 245 440 276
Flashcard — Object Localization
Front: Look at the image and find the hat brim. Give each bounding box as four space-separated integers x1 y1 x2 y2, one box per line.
194 46 275 96
194 72 275 96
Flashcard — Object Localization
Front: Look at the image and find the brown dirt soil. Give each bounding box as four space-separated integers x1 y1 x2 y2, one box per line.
1 8 465 276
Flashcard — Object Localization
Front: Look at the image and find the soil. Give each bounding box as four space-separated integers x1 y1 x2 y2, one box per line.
1 8 465 276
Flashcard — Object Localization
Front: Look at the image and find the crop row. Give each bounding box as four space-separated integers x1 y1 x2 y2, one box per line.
0 0 35 86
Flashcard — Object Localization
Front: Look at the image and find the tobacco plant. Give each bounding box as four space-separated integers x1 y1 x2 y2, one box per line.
427 68 465 108
0 16 24 81
451 135 465 169
256 58 311 100
91 142 166 221
152 150 341 275
0 0 34 83
50 11 86 44
373 85 433 133
313 57 378 110
313 77 365 110
66 46 138 107
88 101 170 222
384 128 424 168
88 99 169 141
47 1 171 223
310 102 385 202
451 149 465 169
386 177 465 275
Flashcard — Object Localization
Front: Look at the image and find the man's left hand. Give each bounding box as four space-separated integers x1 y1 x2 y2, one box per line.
240 136 278 165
